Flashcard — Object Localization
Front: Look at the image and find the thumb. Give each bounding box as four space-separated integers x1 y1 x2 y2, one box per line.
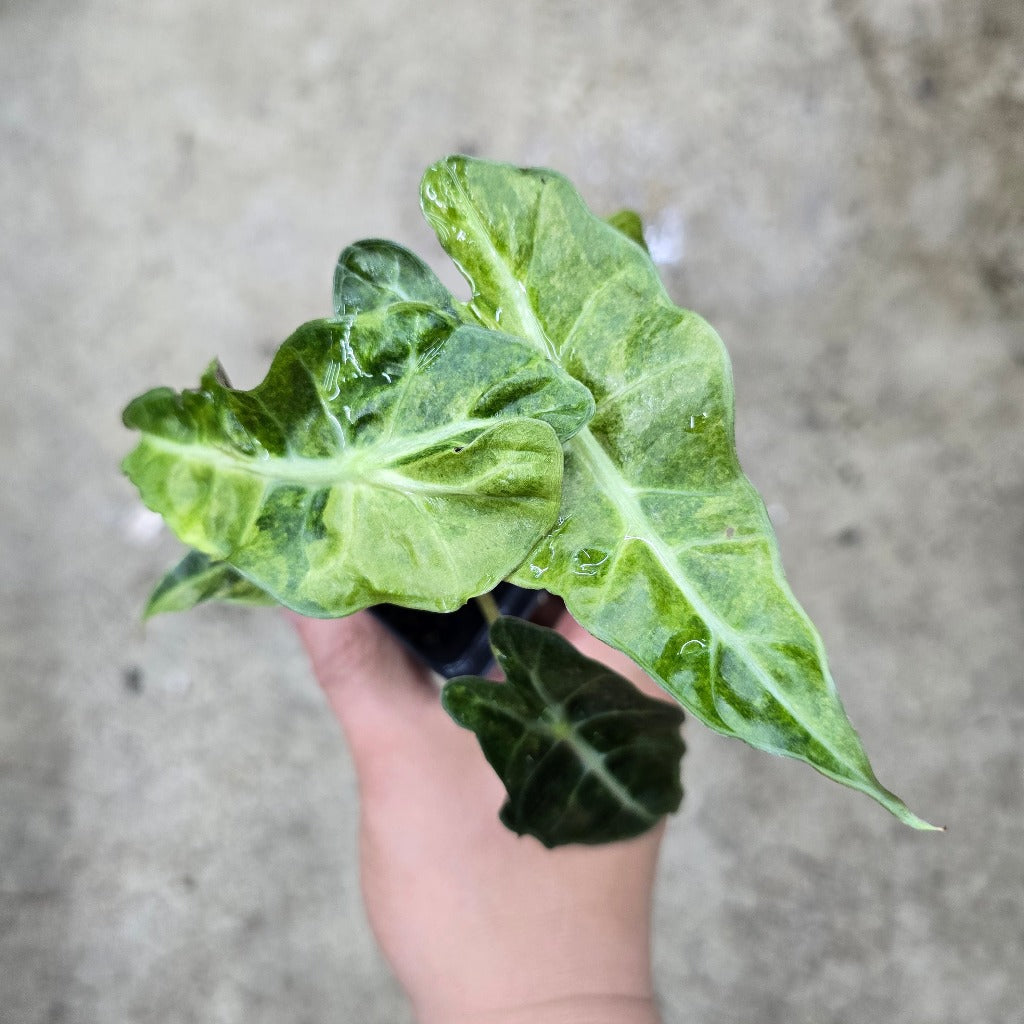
289 610 442 762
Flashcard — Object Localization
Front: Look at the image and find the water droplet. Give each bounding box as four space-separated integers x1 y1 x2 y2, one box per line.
323 360 341 400
655 632 700 684
679 639 707 655
335 319 370 379
456 229 466 241
570 548 610 576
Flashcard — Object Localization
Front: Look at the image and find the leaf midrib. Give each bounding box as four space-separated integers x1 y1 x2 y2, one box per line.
569 429 849 764
525 646 658 824
438 161 557 360
446 181 867 781
140 417 502 488
483 696 658 824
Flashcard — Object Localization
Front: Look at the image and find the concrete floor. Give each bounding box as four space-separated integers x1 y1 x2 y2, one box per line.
2 0 1022 1021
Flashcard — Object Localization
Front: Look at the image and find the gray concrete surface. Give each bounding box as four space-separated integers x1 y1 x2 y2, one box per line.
2 0 1022 1021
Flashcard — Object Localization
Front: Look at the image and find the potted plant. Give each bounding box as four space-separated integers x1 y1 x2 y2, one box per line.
122 156 937 846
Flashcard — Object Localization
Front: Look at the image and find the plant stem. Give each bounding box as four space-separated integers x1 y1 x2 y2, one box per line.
475 591 501 625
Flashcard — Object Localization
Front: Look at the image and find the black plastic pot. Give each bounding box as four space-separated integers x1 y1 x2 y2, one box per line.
369 583 545 678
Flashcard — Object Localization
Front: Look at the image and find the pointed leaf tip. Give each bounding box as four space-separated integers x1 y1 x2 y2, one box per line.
422 155 934 829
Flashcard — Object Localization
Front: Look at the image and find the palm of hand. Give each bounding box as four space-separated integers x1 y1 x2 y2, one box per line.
294 610 665 1024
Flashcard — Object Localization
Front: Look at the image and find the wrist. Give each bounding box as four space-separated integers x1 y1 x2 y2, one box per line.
426 993 661 1024
412 895 658 1024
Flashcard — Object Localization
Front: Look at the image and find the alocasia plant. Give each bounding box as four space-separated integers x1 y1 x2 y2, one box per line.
122 155 937 845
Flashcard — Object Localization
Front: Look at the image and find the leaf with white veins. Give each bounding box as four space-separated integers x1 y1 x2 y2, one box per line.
443 617 685 847
421 155 936 829
123 303 594 617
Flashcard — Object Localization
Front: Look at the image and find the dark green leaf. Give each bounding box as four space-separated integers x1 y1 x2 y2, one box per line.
421 156 936 829
334 239 456 316
443 617 685 847
123 304 594 617
145 549 277 618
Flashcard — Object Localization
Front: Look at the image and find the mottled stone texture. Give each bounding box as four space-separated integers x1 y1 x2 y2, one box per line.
2 1 1021 1021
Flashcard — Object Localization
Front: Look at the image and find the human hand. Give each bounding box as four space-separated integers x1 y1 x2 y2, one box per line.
292 607 666 1024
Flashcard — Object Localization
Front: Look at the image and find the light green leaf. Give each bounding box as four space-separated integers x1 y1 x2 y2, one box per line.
605 209 649 253
145 549 277 618
443 617 685 847
421 156 936 829
334 240 595 443
123 303 594 617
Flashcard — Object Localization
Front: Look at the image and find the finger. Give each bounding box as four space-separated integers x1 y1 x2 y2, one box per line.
289 611 442 754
